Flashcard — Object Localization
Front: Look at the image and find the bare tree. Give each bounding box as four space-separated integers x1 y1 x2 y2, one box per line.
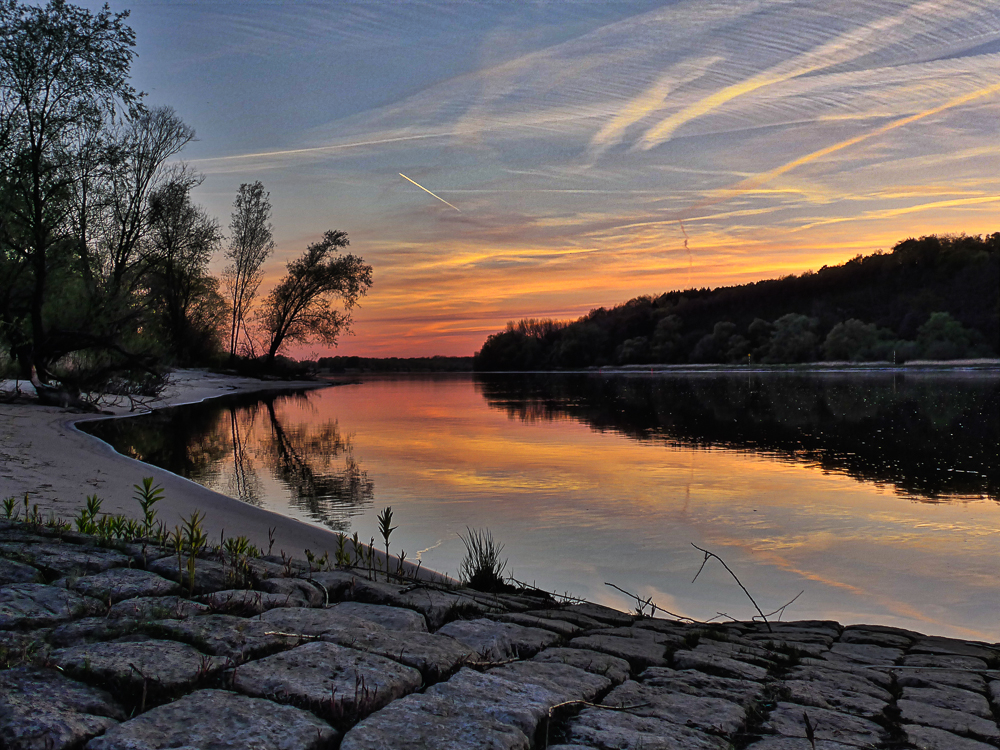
257 230 372 365
223 181 273 358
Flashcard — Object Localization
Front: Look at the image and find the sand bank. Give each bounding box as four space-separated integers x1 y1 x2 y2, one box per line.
0 369 362 561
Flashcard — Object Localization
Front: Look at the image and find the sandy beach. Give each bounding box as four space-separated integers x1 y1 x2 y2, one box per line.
0 370 364 561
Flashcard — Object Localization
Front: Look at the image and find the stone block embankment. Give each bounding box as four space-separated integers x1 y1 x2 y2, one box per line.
2 519 999 749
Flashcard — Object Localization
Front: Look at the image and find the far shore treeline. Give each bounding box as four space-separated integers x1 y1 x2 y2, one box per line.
475 234 999 371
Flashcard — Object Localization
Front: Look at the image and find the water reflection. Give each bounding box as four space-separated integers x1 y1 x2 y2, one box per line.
84 390 374 530
475 372 998 501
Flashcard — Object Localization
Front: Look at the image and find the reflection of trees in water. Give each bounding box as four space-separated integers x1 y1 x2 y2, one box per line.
258 398 374 531
81 388 375 530
476 373 998 502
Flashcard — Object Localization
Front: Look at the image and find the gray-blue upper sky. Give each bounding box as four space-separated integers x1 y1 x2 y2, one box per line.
87 0 1000 355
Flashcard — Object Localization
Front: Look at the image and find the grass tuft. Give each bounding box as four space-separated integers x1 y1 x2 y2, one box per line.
458 527 508 592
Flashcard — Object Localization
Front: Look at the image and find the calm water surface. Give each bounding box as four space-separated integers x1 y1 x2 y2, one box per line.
84 372 1000 641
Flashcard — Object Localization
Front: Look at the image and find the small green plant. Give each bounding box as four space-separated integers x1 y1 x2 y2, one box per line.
334 533 350 568
75 494 103 534
2 496 18 519
181 511 208 594
377 506 397 582
458 527 508 592
133 477 164 538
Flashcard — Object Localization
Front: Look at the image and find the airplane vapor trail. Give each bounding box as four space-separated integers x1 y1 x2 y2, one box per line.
678 219 692 287
398 173 462 212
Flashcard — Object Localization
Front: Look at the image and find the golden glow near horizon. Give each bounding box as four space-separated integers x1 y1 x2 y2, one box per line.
122 0 1000 356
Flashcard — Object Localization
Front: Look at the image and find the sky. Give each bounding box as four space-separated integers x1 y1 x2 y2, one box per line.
87 0 1000 356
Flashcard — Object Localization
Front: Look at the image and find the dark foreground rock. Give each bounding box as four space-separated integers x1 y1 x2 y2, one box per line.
2 519 999 750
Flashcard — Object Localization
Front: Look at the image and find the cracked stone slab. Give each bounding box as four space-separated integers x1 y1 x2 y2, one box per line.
902 653 989 671
839 626 913 649
106 595 209 620
85 688 336 750
901 684 993 719
561 603 634 627
0 542 131 578
783 666 892 718
146 614 302 659
259 603 389 638
489 661 611 705
524 609 606 630
47 617 143 647
743 738 862 749
0 557 43 585
631 618 693 638
990 680 999 707
896 668 987 694
323 627 475 683
764 702 885 747
797 657 893 688
57 568 179 603
0 666 124 750
340 691 530 750
499 612 582 638
257 576 326 607
331 601 428 631
51 639 223 701
196 588 302 615
0 583 103 628
233 641 422 725
672 649 769 681
689 638 778 667
146 556 239 595
589 626 686 649
425 666 566 740
639 667 765 706
392 588 491 629
570 634 668 671
534 647 631 685
602 679 747 735
897 698 1000 742
902 723 1000 750
910 636 998 662
563 707 730 750
438 618 559 661
823 642 903 666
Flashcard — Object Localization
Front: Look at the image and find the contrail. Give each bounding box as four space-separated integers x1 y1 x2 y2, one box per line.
398 173 462 212
678 219 692 288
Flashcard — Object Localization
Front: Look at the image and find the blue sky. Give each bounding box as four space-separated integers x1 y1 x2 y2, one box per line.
88 0 1000 355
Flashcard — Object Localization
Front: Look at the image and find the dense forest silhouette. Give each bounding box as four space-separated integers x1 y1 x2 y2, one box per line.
475 234 999 370
476 373 997 502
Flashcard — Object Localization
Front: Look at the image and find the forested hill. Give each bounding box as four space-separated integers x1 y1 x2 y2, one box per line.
475 234 999 370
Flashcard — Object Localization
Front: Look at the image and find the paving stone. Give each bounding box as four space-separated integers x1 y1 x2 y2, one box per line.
797 656 893 688
839 626 913 649
764 702 885 746
742 738 861 749
897 698 1000 742
259 603 390 638
233 641 422 725
196 588 302 615
491 592 555 612
85 688 336 749
632 618 693 637
896 668 987 693
639 667 765 706
438 618 559 660
426 666 567 739
309 570 403 601
785 665 892 702
0 542 131 578
323 627 475 683
990 680 999 707
0 666 125 750
561 603 634 627
689 638 778 667
911 636 998 661
783 676 889 718
340 690 530 750
332 600 428 631
672 649 769 681
901 684 993 718
902 723 1000 750
745 630 836 646
823 641 903 666
0 557 43 585
146 614 302 660
524 608 606 630
257 575 326 607
393 587 492 629
499 612 582 637
745 637 829 657
570 634 668 671
490 661 611 705
47 617 143 647
57 568 179 603
902 652 989 671
106 594 209 620
563 708 730 750
0 583 103 628
589 626 686 648
602 679 747 735
534 647 631 685
146 556 238 595
741 621 841 639
51 639 223 701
